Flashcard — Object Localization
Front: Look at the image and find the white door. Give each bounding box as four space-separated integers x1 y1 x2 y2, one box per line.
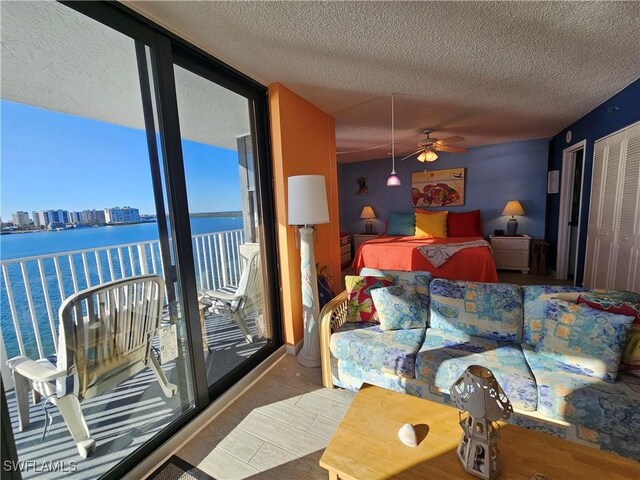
584 141 606 287
614 125 640 290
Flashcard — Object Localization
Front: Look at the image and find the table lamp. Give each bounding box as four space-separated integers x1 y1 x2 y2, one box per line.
501 200 525 236
360 206 376 234
287 175 330 367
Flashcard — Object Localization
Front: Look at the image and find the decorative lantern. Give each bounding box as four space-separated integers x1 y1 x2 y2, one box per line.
450 365 513 480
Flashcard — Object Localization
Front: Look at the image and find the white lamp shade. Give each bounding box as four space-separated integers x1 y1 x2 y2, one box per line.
360 206 376 219
287 175 330 225
502 200 525 216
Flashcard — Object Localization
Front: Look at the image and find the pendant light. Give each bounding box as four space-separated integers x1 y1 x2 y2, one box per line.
386 93 401 187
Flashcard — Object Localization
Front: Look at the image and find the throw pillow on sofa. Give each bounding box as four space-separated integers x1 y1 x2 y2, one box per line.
345 275 394 323
577 291 640 377
429 279 523 342
537 299 634 383
371 284 427 330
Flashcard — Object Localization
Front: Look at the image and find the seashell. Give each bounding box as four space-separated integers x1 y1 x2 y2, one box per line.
398 423 417 447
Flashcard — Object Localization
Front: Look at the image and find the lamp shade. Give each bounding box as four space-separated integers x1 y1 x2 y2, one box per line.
418 149 438 162
502 200 525 216
386 173 402 186
360 206 376 219
287 175 330 225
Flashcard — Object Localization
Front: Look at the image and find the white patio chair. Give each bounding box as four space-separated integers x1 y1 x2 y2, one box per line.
6 274 176 458
200 249 262 343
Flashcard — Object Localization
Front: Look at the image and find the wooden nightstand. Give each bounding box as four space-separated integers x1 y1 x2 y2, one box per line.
340 233 352 268
489 235 531 274
352 233 381 253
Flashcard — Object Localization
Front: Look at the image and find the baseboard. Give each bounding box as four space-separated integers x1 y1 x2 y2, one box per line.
285 339 303 356
126 345 287 480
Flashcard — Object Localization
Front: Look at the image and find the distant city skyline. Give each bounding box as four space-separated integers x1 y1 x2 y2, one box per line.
1 100 243 219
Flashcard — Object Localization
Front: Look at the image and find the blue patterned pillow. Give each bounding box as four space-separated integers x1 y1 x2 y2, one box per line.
430 279 523 342
371 285 427 330
536 300 634 382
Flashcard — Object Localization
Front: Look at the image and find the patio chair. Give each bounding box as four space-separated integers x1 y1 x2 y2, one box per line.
200 249 262 343
6 275 176 458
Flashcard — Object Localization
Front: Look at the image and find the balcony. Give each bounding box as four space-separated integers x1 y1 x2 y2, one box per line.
1 229 267 478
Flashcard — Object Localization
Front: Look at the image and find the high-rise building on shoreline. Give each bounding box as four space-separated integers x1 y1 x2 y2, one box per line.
104 206 140 224
11 211 30 226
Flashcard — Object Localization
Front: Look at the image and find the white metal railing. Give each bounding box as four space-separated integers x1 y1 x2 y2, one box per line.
0 229 244 385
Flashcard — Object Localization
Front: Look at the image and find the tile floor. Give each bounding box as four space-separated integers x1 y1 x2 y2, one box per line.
176 354 354 479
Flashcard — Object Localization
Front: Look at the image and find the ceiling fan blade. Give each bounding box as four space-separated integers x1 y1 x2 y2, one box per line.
435 145 468 153
436 135 465 146
399 149 423 162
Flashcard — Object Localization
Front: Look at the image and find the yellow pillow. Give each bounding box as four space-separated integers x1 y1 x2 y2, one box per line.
415 211 448 238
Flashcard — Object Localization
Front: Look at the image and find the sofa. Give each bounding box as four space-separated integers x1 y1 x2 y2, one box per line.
318 268 640 461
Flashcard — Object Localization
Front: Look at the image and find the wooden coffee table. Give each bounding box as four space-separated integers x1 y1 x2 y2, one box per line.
319 384 640 480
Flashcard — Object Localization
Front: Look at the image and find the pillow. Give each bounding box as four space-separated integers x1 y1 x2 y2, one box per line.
447 210 482 237
536 299 634 382
577 291 640 376
386 212 415 236
371 285 428 330
345 275 394 323
415 211 448 238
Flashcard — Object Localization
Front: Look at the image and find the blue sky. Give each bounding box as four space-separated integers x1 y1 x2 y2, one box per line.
0 100 242 220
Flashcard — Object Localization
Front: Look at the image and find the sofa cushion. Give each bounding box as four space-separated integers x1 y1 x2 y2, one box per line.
537 300 634 383
371 285 427 331
415 328 537 411
578 291 640 377
523 285 589 345
522 344 640 454
345 275 394 323
430 279 523 342
329 322 424 379
360 268 432 312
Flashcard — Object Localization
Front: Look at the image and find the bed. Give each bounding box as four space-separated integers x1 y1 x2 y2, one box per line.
351 235 498 283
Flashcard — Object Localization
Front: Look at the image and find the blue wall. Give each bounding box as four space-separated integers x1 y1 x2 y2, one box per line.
546 78 640 285
338 138 549 239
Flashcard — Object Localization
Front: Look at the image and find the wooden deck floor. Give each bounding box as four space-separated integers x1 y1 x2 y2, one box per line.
4 310 269 480
176 354 355 480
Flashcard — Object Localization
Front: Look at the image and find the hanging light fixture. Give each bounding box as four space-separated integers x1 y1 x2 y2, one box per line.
418 148 438 162
386 94 401 187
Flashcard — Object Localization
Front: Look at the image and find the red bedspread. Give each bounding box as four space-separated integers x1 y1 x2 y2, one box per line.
352 236 498 283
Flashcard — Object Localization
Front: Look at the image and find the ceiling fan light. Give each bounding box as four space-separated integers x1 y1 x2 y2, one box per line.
424 150 439 162
417 151 427 162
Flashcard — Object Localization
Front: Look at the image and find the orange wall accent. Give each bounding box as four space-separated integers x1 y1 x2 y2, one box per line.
269 83 340 347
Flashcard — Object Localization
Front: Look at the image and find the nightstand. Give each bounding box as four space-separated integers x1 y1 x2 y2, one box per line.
352 233 381 253
340 233 352 268
489 235 531 273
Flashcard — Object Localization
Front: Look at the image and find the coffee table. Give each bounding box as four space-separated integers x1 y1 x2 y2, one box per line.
319 384 640 480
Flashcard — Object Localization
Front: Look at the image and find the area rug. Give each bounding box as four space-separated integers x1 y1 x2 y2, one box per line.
148 456 216 480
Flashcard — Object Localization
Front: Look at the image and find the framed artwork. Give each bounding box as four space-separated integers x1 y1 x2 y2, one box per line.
412 168 465 207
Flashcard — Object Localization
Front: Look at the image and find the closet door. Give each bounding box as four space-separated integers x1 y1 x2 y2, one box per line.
614 124 640 291
584 140 606 287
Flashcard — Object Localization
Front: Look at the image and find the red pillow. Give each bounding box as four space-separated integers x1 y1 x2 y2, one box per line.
447 210 482 237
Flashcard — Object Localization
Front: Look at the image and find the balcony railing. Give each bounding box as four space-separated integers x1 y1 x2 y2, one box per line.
0 229 245 387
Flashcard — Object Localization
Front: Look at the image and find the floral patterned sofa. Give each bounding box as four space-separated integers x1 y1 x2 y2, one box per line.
318 268 640 460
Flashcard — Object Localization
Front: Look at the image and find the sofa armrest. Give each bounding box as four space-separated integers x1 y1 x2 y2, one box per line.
319 290 348 389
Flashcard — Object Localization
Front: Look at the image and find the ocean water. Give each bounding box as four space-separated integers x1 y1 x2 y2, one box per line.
1 216 243 358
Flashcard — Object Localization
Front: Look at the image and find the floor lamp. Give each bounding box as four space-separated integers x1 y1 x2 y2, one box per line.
287 175 330 367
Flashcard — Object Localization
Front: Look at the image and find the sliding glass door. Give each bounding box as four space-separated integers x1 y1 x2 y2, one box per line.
1 1 281 478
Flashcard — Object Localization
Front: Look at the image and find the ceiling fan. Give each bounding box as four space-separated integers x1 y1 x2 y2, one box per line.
400 129 467 163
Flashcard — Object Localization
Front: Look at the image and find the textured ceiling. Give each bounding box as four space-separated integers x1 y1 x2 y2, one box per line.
127 0 640 162
1 1 249 150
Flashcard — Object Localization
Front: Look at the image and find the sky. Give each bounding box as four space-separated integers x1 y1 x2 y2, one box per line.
0 100 242 219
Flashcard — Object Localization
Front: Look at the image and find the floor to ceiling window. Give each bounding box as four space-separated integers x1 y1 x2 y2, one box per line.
0 2 281 479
